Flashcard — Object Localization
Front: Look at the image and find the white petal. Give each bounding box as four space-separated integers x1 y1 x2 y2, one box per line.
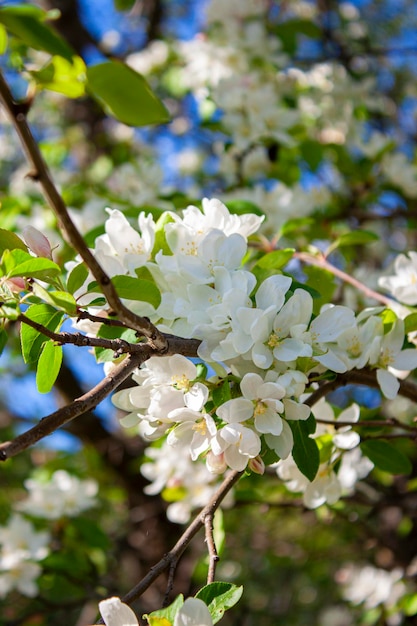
174 598 213 626
99 597 138 626
376 368 400 399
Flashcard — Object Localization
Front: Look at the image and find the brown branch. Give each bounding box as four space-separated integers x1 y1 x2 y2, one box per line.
0 70 167 352
295 251 394 307
306 369 417 406
95 469 242 622
316 417 417 433
17 313 201 358
0 351 149 461
204 513 219 584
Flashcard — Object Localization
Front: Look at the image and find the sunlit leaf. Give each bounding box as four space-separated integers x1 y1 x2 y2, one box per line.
144 595 184 626
111 275 161 308
0 5 75 61
36 340 63 393
86 61 170 126
196 582 243 624
29 55 86 97
0 228 27 255
20 303 63 363
255 248 295 270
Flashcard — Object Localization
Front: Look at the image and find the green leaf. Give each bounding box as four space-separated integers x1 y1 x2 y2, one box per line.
196 582 243 624
212 379 232 408
20 304 63 363
66 263 88 295
86 61 171 126
144 594 184 626
278 217 314 239
29 55 86 97
0 5 75 61
0 23 7 54
360 440 412 475
36 340 63 393
152 212 175 258
404 312 417 334
0 228 27 255
303 265 337 315
255 249 295 270
69 518 110 550
111 275 161 308
2 249 61 281
114 0 136 10
326 230 379 255
289 418 319 481
0 328 8 356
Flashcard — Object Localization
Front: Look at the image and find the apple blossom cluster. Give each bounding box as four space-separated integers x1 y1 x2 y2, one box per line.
17 470 98 520
0 471 98 598
98 596 214 626
276 400 374 508
0 514 50 598
66 197 417 519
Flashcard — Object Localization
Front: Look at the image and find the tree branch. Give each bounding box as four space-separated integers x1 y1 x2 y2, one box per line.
0 70 167 351
99 469 243 621
306 369 417 406
295 251 394 307
17 313 201 358
0 351 149 460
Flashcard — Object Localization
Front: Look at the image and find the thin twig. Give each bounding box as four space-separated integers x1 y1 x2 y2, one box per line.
295 251 394 307
0 351 148 460
93 470 242 624
315 417 417 433
305 370 417 406
0 70 167 351
204 513 219 584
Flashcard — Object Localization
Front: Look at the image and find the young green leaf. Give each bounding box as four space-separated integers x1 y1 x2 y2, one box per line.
326 230 379 256
36 340 63 393
29 55 86 98
2 249 61 281
111 275 161 308
20 304 63 363
66 262 89 295
195 582 243 624
144 594 184 625
0 228 27 255
360 440 412 475
86 61 171 127
0 5 75 61
254 248 295 270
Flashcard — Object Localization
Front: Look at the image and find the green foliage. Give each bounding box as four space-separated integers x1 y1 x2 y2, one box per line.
20 303 63 363
360 440 412 475
29 54 86 97
36 339 63 393
1 249 61 282
0 228 27 254
0 4 75 60
144 595 184 626
86 61 171 127
195 582 243 624
111 275 162 307
289 414 320 481
95 323 138 362
326 230 379 256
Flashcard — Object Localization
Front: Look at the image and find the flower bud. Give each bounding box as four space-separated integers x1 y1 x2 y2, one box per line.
206 451 227 474
248 455 265 475
22 226 52 259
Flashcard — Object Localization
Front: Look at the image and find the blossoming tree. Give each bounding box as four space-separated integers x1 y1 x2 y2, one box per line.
1 1 417 624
